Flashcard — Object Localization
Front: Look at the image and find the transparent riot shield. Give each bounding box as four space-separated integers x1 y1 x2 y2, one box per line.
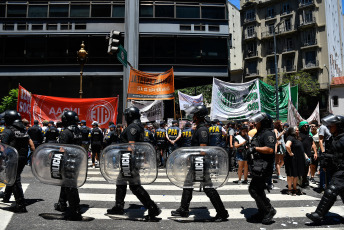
166 147 229 189
31 143 88 188
0 143 18 186
100 143 157 185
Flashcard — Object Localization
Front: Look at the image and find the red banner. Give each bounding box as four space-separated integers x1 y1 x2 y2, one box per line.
17 85 32 122
30 95 118 129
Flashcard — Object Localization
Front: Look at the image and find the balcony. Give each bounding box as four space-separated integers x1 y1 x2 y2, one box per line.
283 65 296 73
278 24 297 35
245 69 260 78
267 68 278 75
258 0 279 5
245 50 261 60
301 39 319 49
244 16 257 24
265 14 276 21
244 31 258 40
280 10 293 17
282 47 296 54
242 0 258 8
261 30 274 39
266 49 276 57
299 17 317 28
299 0 315 9
302 60 320 70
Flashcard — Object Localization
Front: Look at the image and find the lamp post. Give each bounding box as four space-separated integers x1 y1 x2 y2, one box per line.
273 21 283 120
77 41 88 98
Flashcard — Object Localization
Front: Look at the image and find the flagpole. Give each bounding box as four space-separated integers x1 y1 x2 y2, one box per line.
173 98 176 119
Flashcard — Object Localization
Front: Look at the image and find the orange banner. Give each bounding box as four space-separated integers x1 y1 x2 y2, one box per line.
31 95 118 129
127 68 174 100
17 85 32 122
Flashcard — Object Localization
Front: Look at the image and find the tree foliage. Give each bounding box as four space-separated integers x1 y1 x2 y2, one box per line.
0 89 18 113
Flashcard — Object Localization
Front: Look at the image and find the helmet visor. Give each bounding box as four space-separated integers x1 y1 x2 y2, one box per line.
185 105 197 117
249 112 266 123
321 114 337 126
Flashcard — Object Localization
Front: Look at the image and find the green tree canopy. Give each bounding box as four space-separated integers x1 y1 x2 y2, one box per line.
0 89 18 113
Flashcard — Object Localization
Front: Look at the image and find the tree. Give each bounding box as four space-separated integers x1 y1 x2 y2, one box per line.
0 89 18 113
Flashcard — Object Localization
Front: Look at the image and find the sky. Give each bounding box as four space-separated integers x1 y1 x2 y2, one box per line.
230 0 344 14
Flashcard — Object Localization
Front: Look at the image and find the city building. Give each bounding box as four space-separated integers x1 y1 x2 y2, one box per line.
0 0 230 120
228 1 243 82
240 0 344 113
330 76 344 115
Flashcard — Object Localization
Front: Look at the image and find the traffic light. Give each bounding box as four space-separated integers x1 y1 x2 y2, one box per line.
107 30 121 55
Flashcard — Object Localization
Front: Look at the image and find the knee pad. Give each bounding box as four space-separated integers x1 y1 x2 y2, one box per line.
325 185 338 197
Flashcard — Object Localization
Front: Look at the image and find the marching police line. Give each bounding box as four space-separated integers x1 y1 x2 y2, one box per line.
0 106 343 226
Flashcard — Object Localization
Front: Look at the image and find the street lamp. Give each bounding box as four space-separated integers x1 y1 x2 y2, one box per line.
77 41 88 98
273 20 284 120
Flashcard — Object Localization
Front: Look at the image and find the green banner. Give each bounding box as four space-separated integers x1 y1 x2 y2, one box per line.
290 85 298 109
259 81 290 122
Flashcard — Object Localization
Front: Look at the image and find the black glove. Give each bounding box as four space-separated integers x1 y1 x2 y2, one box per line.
247 146 256 155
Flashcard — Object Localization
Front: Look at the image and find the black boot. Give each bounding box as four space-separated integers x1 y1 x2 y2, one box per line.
171 188 193 217
2 188 12 203
204 188 228 222
262 207 276 225
306 185 337 224
11 199 27 213
66 206 82 221
107 203 125 215
145 202 161 221
54 202 67 212
171 207 190 217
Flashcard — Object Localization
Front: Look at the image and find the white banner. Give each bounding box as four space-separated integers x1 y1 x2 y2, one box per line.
307 102 320 124
287 100 304 128
178 91 203 111
210 78 260 121
131 100 164 123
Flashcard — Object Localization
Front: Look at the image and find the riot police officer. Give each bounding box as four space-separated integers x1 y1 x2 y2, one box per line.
247 112 276 224
181 122 193 147
209 119 226 147
79 120 91 152
0 110 35 212
107 106 161 220
155 121 168 167
143 123 155 145
103 124 118 147
54 110 83 221
28 120 44 148
90 121 103 168
44 121 59 143
166 120 181 157
306 114 344 224
171 105 228 221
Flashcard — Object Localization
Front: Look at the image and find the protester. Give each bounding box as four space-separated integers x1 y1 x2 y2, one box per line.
234 125 249 184
274 120 286 180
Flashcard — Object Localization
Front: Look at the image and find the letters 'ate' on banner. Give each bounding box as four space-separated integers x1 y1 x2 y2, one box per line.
17 85 32 122
130 100 164 123
178 91 203 111
210 78 260 121
127 68 174 100
31 94 118 129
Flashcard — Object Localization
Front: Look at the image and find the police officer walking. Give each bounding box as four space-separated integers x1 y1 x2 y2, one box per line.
166 120 181 157
79 120 91 152
28 120 44 148
171 105 228 221
155 121 168 167
246 112 276 224
103 124 118 147
306 114 344 224
107 106 161 220
90 121 103 168
0 110 35 212
44 121 59 143
54 110 83 221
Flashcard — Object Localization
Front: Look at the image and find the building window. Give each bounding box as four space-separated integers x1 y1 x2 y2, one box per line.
282 3 290 14
304 10 313 23
268 24 274 35
47 24 57 30
140 5 153 17
0 4 5 17
176 6 200 19
7 4 27 17
285 18 291 31
28 5 48 18
112 5 125 18
32 24 44 30
195 24 206 31
333 96 339 107
286 37 293 50
247 42 256 56
267 7 275 18
61 24 71 30
75 24 87 30
49 5 69 17
246 9 255 20
91 4 111 17
70 5 90 17
201 6 225 19
18 24 28 30
305 51 316 66
247 25 255 37
208 25 220 32
155 4 174 18
3 24 14 30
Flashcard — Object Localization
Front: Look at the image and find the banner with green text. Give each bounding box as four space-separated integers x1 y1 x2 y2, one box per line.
210 78 260 121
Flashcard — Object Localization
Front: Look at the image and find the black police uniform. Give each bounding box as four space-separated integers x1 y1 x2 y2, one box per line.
181 127 193 147
55 125 83 220
306 132 344 223
79 125 91 151
90 126 103 165
155 127 167 166
209 124 223 147
144 128 155 145
28 124 43 148
45 125 59 143
1 120 30 212
166 125 181 156
103 130 118 147
248 128 276 223
172 121 228 220
108 119 160 219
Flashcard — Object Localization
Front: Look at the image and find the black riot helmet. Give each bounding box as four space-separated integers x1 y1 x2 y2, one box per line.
186 105 208 120
322 114 344 133
4 110 21 126
61 110 79 127
124 106 141 124
249 112 273 130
